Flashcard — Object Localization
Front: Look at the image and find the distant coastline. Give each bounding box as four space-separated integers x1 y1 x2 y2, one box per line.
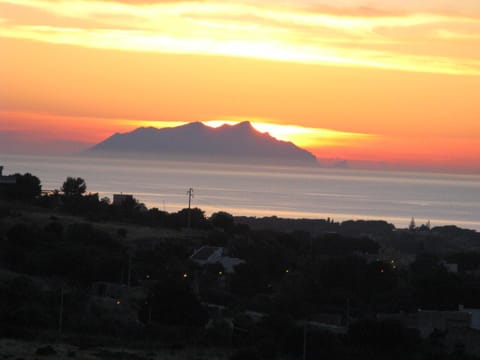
2 154 480 231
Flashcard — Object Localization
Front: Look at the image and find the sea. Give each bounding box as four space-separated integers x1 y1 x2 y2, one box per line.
2 154 480 231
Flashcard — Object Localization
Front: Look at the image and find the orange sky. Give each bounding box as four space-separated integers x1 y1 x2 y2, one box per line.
1 0 480 170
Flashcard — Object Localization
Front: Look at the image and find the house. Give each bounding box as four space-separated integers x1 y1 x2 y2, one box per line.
0 166 16 186
460 306 480 330
190 247 245 295
191 246 224 265
190 246 245 273
441 260 459 273
113 193 134 206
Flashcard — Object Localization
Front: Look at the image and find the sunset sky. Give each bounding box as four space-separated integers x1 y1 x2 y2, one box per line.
1 0 480 170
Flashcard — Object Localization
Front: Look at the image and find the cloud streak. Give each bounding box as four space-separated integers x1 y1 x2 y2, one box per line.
1 0 480 75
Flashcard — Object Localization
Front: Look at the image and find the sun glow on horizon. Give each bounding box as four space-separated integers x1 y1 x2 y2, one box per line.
132 118 374 149
1 1 480 170
1 109 373 151
203 119 375 148
2 109 480 170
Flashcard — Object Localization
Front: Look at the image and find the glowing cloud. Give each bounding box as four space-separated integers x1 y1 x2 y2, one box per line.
1 0 480 75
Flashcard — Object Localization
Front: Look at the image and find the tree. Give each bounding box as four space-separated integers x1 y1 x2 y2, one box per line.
139 275 208 327
349 319 420 355
1 173 41 201
408 217 416 231
0 276 53 328
210 211 235 232
168 208 209 229
61 177 86 197
2 223 36 271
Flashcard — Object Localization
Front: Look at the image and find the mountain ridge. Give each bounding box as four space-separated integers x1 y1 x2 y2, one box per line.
88 121 318 166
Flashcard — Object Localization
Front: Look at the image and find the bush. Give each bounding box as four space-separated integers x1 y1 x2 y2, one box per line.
230 348 261 360
36 345 57 356
205 319 233 346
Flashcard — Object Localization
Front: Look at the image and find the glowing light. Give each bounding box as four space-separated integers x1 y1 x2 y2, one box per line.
0 110 374 153
203 119 375 149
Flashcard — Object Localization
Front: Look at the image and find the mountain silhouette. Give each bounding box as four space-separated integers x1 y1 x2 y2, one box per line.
88 121 318 166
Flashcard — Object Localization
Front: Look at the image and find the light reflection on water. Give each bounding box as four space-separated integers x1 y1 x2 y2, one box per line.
3 154 480 230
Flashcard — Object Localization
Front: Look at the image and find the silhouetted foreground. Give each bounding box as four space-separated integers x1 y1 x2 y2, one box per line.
1 171 480 359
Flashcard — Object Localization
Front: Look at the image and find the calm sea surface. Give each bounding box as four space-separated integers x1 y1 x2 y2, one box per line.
3 154 480 230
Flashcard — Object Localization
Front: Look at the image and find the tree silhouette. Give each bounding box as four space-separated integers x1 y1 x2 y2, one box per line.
61 177 86 197
210 211 234 231
1 173 41 201
139 275 208 327
408 217 416 231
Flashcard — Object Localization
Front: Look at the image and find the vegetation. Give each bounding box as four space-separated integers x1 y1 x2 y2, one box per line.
61 176 87 197
1 171 480 359
0 173 41 202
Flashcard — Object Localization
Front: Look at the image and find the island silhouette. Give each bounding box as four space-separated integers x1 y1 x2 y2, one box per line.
88 121 318 166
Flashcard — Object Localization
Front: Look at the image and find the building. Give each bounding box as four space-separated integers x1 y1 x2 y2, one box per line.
113 193 134 206
0 166 16 185
460 306 480 330
441 261 459 273
190 246 245 273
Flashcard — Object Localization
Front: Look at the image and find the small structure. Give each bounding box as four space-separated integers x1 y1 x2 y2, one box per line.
190 246 244 273
91 281 146 303
441 261 459 273
113 193 134 206
460 306 480 330
0 166 16 185
191 246 224 265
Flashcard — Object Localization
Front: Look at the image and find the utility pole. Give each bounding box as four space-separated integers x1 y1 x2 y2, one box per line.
303 321 307 360
58 287 64 338
187 188 194 228
346 297 351 329
127 248 133 289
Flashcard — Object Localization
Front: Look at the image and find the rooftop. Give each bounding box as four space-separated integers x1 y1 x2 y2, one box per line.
191 246 222 261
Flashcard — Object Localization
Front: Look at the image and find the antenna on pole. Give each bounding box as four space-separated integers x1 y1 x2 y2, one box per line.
187 188 194 228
